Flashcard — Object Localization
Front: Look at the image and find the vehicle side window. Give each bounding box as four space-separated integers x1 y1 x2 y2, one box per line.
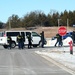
7 32 19 36
32 32 40 37
26 32 31 37
21 32 25 37
70 32 72 35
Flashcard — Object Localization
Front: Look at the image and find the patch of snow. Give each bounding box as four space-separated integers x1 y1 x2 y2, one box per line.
35 47 75 71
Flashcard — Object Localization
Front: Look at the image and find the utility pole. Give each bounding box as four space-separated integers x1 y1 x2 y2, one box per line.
57 19 61 33
58 19 61 28
9 17 11 29
67 18 69 31
57 19 59 33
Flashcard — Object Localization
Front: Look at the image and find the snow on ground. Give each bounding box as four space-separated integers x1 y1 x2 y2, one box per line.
35 46 75 71
45 37 73 46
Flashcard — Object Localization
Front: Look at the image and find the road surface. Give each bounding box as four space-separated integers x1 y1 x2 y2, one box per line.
0 46 72 75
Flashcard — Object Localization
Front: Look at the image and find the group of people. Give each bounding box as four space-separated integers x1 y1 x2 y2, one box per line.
7 33 32 49
17 34 25 49
7 31 45 49
55 33 62 47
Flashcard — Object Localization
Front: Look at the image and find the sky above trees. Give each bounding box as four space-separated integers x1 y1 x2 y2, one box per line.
0 0 75 23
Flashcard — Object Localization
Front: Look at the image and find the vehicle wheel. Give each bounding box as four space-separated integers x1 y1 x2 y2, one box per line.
3 45 8 49
11 42 16 48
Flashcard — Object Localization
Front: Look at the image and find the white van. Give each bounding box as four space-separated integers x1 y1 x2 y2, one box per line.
0 31 47 48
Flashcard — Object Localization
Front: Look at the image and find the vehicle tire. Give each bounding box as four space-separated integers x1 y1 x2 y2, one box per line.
3 45 8 49
11 42 16 48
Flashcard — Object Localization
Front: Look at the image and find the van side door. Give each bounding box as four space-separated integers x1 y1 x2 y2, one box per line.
25 32 31 44
32 32 41 44
21 32 25 43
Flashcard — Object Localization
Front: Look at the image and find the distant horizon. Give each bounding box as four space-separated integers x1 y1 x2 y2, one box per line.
0 0 75 23
1 9 74 23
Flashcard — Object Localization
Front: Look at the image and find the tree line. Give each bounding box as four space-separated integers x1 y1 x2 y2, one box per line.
1 10 75 29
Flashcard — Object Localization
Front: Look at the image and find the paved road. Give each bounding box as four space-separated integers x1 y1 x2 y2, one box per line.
0 46 72 75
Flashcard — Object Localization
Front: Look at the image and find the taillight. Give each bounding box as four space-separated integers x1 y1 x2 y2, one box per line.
4 34 6 37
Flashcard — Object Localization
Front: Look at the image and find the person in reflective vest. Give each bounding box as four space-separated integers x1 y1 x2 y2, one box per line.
17 34 22 49
7 36 12 49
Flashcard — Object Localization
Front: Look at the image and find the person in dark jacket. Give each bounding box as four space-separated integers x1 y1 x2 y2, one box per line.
55 34 60 47
17 34 22 49
59 34 62 46
7 36 12 49
21 34 25 49
72 31 75 44
27 33 32 49
40 31 44 48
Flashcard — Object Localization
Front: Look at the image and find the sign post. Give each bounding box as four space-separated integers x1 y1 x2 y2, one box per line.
58 26 73 54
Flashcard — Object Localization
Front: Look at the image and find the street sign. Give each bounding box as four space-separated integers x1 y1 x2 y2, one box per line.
58 26 67 36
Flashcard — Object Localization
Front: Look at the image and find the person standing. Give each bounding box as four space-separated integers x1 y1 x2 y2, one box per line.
17 34 22 49
55 34 60 47
21 34 25 49
27 33 32 49
40 31 44 48
72 31 75 44
7 36 12 49
59 34 62 46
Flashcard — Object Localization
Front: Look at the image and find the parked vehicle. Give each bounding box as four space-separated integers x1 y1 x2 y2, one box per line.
0 31 47 48
50 32 73 46
52 32 72 40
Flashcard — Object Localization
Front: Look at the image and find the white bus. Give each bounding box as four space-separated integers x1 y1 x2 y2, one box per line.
0 31 47 48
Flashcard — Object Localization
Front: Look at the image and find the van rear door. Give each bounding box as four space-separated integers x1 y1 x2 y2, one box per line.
0 32 7 45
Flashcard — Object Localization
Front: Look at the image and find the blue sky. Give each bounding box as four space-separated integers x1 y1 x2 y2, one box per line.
0 0 75 23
